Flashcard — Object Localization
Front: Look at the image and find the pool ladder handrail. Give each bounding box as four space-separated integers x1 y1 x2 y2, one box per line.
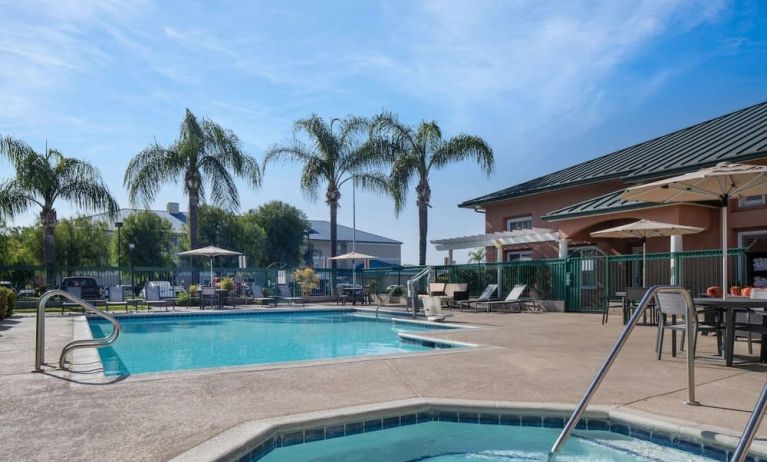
730 382 767 462
35 289 121 371
549 286 698 458
407 266 432 319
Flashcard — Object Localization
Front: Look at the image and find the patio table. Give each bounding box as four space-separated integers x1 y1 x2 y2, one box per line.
693 297 767 366
215 289 228 310
341 286 362 305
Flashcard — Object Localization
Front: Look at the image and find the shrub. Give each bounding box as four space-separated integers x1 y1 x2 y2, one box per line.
188 284 200 297
176 292 190 305
6 290 15 316
220 277 235 292
0 288 8 320
293 267 319 298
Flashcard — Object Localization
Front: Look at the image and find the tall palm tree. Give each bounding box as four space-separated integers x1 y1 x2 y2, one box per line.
264 114 389 271
0 137 118 287
124 109 261 254
468 247 486 264
373 113 494 265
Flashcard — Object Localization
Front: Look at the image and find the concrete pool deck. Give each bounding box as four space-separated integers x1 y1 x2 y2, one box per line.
1 307 766 461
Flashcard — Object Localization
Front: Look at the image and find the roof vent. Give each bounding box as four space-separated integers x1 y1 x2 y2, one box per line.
166 202 180 214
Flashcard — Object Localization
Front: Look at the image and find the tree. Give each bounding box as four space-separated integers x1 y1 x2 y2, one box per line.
0 137 118 286
264 115 389 270
194 205 266 267
119 211 174 266
124 109 261 257
247 201 307 266
372 114 494 265
54 217 111 266
468 247 486 264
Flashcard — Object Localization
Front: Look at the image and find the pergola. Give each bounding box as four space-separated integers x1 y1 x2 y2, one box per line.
431 228 563 294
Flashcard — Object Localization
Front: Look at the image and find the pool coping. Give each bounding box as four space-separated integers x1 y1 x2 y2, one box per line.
168 398 767 462
65 308 488 385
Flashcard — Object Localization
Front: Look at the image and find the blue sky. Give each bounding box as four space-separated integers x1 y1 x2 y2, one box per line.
0 0 765 264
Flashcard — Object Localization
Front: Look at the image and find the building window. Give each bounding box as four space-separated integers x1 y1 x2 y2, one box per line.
505 250 532 262
739 230 767 249
506 215 533 231
739 195 765 207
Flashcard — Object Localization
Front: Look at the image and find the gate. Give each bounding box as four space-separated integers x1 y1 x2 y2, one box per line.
566 247 607 312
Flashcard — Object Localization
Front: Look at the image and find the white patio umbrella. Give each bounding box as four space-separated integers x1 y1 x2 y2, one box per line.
622 162 767 297
590 219 704 286
328 251 377 286
178 246 242 286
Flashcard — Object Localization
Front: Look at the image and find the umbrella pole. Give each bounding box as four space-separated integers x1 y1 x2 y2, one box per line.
722 203 728 299
642 238 647 287
210 257 214 287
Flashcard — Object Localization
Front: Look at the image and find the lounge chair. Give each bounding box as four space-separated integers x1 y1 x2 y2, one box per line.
145 285 174 311
474 284 529 313
61 286 83 315
441 283 469 309
428 283 447 296
277 284 304 306
250 284 277 307
423 296 453 322
458 284 499 311
106 286 129 313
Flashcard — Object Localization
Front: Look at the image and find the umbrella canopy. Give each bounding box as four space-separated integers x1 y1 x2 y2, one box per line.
622 162 767 297
590 220 704 286
327 251 377 261
178 246 242 285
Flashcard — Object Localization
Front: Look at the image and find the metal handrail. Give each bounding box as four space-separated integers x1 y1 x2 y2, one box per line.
549 286 698 458
407 267 432 319
35 289 121 371
730 383 767 462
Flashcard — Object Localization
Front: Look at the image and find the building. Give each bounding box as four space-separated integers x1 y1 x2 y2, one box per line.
89 203 402 267
305 220 402 269
436 102 767 265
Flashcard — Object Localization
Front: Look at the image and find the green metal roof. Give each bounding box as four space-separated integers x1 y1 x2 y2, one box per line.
460 101 767 208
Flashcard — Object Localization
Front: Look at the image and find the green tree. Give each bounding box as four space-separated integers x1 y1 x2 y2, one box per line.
194 205 266 267
248 201 307 266
0 137 118 286
264 115 389 269
119 211 174 266
372 114 494 265
4 225 42 265
124 109 261 255
468 247 486 264
54 217 111 266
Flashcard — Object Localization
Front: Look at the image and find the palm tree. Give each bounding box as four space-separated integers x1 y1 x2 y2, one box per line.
0 137 118 287
468 247 486 264
264 114 389 271
372 113 494 265
124 109 261 255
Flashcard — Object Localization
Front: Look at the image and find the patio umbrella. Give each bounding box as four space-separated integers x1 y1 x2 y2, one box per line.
178 246 242 286
590 219 704 286
622 162 767 297
328 251 377 286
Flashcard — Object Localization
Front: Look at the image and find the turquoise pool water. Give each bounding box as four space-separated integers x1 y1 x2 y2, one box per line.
258 421 719 462
88 311 456 375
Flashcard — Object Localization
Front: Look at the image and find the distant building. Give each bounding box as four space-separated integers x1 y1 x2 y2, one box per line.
88 203 402 268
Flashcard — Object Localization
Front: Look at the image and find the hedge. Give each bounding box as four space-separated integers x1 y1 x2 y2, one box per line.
0 288 15 320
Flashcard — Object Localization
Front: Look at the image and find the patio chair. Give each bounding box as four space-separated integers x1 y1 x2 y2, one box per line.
336 285 349 306
458 284 499 311
734 289 767 356
655 290 722 360
428 283 447 296
106 286 128 313
623 287 656 325
200 286 216 310
145 285 173 312
442 283 469 310
474 284 529 313
250 284 277 307
423 296 453 322
277 284 304 306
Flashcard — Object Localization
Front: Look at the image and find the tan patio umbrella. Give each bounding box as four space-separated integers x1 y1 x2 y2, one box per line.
590 219 704 286
328 251 377 286
622 162 767 297
178 246 242 286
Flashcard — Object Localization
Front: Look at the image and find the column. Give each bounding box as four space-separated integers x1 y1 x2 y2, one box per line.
558 239 569 259
448 249 454 266
495 242 503 295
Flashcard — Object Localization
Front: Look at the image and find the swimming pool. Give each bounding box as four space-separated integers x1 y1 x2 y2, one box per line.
254 419 724 462
88 310 461 375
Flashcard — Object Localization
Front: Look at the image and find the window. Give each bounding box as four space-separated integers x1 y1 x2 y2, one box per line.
739 195 765 207
506 215 533 231
505 250 532 262
739 230 767 249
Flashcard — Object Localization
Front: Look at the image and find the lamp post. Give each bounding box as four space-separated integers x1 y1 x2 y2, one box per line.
128 243 135 296
114 221 123 285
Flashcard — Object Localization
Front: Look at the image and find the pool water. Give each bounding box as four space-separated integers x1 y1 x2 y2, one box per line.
259 421 719 462
88 311 456 375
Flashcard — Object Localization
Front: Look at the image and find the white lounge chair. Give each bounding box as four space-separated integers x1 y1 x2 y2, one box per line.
423 296 453 322
474 284 529 313
458 284 499 311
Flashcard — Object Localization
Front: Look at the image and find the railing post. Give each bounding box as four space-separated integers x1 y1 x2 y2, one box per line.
730 383 767 462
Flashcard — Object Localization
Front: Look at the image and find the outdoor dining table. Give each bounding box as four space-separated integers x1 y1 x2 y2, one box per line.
214 288 228 310
693 297 767 367
340 285 363 305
